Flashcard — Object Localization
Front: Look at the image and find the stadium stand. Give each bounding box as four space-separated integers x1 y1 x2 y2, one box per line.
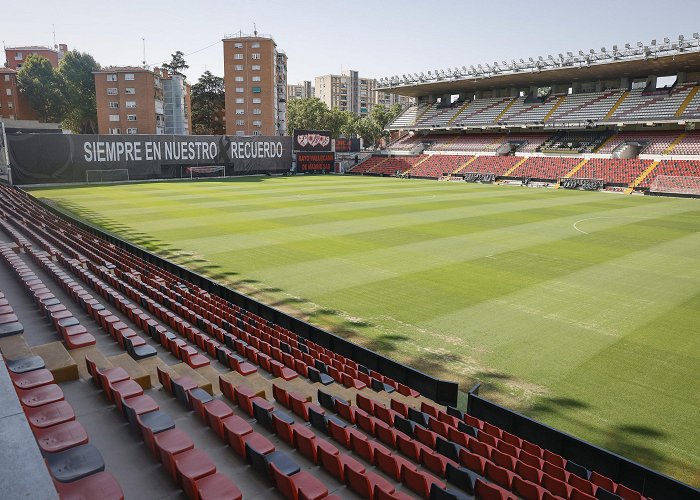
574 158 654 185
510 156 583 180
667 131 700 155
537 130 612 153
408 155 472 178
547 89 625 125
639 159 700 188
425 133 505 152
606 83 699 122
0 180 676 499
595 131 682 155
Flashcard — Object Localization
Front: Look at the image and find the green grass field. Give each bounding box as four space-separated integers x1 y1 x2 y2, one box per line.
32 176 700 486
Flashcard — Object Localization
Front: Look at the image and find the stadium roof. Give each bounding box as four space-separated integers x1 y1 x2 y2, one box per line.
378 34 700 97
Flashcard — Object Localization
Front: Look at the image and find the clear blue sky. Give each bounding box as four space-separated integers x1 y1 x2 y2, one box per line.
3 0 699 84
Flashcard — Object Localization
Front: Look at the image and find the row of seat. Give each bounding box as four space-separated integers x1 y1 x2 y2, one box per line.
159 366 337 500
0 288 24 338
0 243 95 349
86 357 241 499
2 351 123 499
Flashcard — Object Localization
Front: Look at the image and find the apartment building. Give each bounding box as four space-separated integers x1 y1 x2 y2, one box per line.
1 44 68 121
287 81 314 100
315 70 411 115
222 32 287 136
4 44 68 70
94 67 165 135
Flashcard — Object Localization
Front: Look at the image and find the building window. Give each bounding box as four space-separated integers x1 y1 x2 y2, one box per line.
109 114 119 122
235 76 244 82
252 65 260 71
106 74 117 81
234 42 243 48
235 87 244 93
14 52 23 60
251 53 261 60
108 101 119 109
252 76 261 82
235 119 244 126
235 109 244 115
125 101 136 108
127 114 136 121
252 98 261 104
124 73 135 81
107 88 118 95
234 53 243 60
235 98 244 104
251 42 260 48
234 64 243 71
253 131 262 136
126 128 138 134
236 130 245 136
109 128 120 134
125 88 135 94
252 87 261 93
4 75 10 82
253 108 261 115
253 120 262 127
7 102 13 108
5 88 11 96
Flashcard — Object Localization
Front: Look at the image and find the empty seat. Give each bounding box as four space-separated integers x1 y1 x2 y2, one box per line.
46 443 106 483
194 472 242 500
52 471 124 500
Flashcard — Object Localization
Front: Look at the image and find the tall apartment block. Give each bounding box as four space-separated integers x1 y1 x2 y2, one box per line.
222 32 287 136
1 44 67 121
94 67 191 135
287 81 314 100
315 70 411 115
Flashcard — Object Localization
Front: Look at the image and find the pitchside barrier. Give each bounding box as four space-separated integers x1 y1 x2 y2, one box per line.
22 187 458 406
6 134 293 185
468 385 699 499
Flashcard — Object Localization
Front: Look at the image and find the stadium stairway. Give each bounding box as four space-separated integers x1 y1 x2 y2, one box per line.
662 133 687 155
502 157 529 177
675 86 699 117
625 160 660 194
604 91 630 120
453 156 478 175
543 95 566 122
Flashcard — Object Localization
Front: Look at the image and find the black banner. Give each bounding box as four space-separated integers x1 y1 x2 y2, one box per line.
334 138 361 153
293 130 332 152
7 134 292 184
297 152 335 172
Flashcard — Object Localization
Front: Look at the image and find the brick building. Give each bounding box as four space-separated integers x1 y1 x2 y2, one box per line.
222 33 287 136
1 44 68 121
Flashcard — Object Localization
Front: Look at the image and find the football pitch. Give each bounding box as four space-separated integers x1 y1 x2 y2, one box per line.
32 175 700 485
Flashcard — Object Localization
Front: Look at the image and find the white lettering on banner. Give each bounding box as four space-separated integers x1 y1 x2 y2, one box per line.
230 141 283 159
83 140 219 163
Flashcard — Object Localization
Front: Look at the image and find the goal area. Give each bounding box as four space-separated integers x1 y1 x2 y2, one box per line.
85 169 130 184
186 165 226 179
649 175 700 196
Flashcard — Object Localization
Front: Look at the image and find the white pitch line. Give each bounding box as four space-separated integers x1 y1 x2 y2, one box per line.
572 216 648 235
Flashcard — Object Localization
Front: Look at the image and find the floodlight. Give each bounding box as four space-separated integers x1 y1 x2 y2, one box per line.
502 61 507 66
462 66 466 71
694 33 699 39
600 47 606 52
578 50 585 56
664 37 670 43
470 65 475 71
519 58 525 63
679 35 685 41
478 64 483 69
558 53 564 59
625 43 631 49
538 56 544 61
567 52 573 57
650 40 656 46
637 41 643 47
528 57 534 62
612 45 618 51
427 71 432 75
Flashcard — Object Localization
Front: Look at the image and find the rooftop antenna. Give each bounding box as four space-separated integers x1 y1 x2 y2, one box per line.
52 24 57 49
142 37 146 66
253 23 258 36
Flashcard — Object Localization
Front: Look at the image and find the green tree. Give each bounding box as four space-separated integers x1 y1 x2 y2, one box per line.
326 107 354 139
286 97 331 135
162 51 189 74
191 71 225 135
16 55 65 123
58 51 100 133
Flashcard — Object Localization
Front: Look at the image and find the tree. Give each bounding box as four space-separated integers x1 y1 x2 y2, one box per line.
190 71 225 135
162 51 188 74
16 55 65 123
286 97 331 135
326 107 354 139
58 51 100 133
